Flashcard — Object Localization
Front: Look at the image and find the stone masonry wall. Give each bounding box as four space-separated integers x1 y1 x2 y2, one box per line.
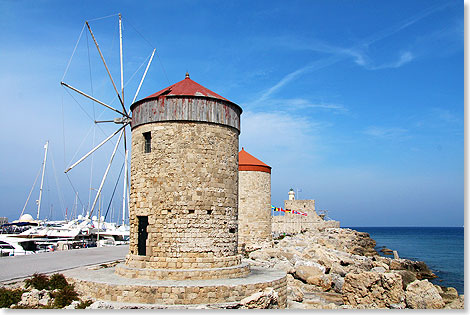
127 121 239 268
238 171 272 249
272 200 340 234
68 267 287 307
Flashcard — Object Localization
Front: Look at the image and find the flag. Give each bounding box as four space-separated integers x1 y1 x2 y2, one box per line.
271 205 307 216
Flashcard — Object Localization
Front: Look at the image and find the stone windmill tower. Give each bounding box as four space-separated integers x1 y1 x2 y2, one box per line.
238 148 272 250
117 73 248 279
65 72 287 306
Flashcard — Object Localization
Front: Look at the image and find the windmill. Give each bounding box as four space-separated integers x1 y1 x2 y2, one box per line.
60 13 156 224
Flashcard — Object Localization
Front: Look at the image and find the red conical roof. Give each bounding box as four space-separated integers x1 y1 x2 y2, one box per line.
143 72 231 102
239 148 271 174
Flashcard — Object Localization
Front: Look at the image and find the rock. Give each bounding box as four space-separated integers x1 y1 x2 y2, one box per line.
302 301 340 309
248 250 270 261
306 274 332 291
371 260 389 270
405 279 445 309
64 300 81 309
330 274 345 293
439 286 459 304
18 289 51 308
389 302 406 309
287 300 307 309
444 295 464 309
273 260 295 274
294 261 325 283
286 273 295 282
87 300 115 309
342 272 404 308
389 259 436 279
264 248 282 259
330 264 347 277
391 270 417 289
389 260 401 270
380 248 393 255
293 260 331 291
433 284 443 294
287 285 304 302
239 287 279 309
370 267 386 273
277 250 294 262
348 232 377 256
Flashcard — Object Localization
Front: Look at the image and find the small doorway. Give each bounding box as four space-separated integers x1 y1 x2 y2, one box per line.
137 216 148 256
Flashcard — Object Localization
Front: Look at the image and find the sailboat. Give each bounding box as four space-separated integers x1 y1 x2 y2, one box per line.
3 140 129 252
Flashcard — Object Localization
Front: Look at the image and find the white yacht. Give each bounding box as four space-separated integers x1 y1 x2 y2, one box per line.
0 235 41 256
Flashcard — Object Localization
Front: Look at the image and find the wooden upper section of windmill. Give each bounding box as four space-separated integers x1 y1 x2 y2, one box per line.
130 73 242 132
239 148 272 174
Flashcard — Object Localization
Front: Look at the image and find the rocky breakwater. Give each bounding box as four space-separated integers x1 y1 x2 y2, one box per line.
244 228 463 309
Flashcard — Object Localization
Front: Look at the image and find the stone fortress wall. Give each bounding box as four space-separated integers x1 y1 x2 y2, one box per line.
272 199 340 234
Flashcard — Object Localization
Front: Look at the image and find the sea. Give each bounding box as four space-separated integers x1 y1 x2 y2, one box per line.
349 227 464 295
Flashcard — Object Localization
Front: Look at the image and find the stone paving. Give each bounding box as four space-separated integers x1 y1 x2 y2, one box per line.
63 265 284 287
0 245 128 283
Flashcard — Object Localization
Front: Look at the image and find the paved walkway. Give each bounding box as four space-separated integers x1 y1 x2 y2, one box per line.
0 245 128 283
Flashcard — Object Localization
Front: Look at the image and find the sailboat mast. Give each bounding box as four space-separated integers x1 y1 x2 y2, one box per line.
37 141 49 220
74 192 78 219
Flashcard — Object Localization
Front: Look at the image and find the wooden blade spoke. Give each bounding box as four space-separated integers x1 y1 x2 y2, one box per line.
61 82 127 117
86 21 128 117
132 48 156 104
65 123 128 173
88 128 124 218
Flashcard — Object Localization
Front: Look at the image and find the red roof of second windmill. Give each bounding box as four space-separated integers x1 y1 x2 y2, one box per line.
239 148 271 173
144 73 231 102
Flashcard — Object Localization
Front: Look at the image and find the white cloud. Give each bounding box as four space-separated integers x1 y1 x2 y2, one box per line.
430 107 461 124
268 98 348 113
295 41 414 71
363 126 408 139
252 3 452 104
253 54 344 105
364 51 414 70
239 110 325 165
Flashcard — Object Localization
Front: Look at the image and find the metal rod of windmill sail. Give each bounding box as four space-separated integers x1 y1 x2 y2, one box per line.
132 48 156 104
64 123 128 173
122 128 129 226
88 129 124 219
60 82 127 117
119 13 125 108
85 20 129 117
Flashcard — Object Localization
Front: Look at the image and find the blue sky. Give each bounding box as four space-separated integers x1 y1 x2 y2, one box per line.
0 0 463 226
